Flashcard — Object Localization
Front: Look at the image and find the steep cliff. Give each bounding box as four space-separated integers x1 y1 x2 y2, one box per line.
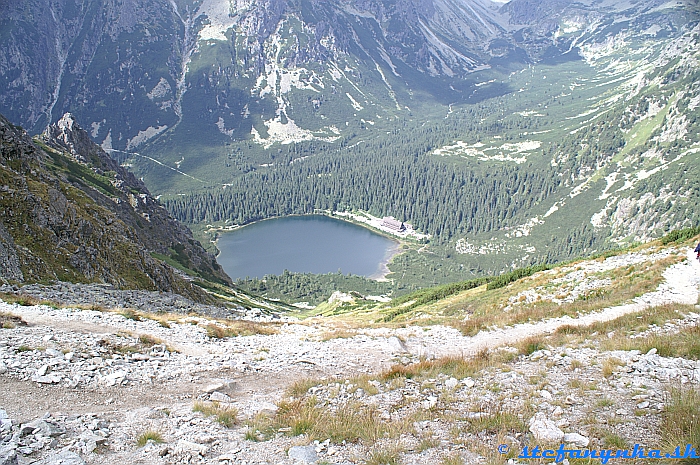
0 112 231 300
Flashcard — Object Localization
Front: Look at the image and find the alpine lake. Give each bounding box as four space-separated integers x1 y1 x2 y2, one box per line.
215 215 399 281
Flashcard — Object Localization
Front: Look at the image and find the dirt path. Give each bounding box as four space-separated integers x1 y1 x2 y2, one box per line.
415 248 700 358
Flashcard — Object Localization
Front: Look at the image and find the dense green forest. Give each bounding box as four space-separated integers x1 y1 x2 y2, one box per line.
158 40 700 303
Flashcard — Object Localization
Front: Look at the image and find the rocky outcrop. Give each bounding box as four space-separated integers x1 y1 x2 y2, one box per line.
0 223 22 283
0 112 231 301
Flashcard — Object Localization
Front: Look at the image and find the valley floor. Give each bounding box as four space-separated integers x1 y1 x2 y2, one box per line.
0 247 699 465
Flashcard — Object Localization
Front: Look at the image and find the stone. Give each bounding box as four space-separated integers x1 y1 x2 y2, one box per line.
0 445 18 465
203 383 226 394
101 371 126 387
539 390 553 400
462 378 475 388
444 377 458 389
36 451 85 465
528 413 564 442
288 445 318 463
175 439 208 455
210 391 232 403
563 432 590 447
421 396 438 410
647 348 657 355
387 336 408 354
19 419 65 438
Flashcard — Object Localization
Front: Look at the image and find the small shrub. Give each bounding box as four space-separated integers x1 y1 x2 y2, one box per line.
660 226 700 245
135 430 164 447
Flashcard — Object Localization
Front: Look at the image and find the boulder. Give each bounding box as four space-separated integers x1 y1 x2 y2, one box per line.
288 445 318 463
528 413 564 442
36 451 85 465
563 432 590 447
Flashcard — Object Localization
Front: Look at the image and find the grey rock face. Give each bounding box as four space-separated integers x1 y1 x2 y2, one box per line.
0 445 18 465
0 223 22 283
36 451 85 465
288 445 318 463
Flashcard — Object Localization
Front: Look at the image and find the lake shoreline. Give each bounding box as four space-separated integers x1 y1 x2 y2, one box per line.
213 214 403 281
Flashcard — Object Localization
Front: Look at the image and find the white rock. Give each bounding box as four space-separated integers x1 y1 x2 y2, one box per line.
288 445 318 463
445 378 459 389
203 383 226 394
539 390 553 400
387 336 408 353
101 371 126 387
647 348 657 355
462 378 475 388
36 451 85 465
563 432 590 447
175 439 208 455
528 412 564 442
422 396 438 410
210 391 232 403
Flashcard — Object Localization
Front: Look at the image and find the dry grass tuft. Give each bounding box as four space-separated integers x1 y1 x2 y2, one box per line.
205 320 277 339
380 354 490 382
660 386 700 460
135 430 164 447
602 357 625 378
516 336 546 355
246 397 413 444
193 401 239 428
138 334 162 346
0 311 27 329
366 444 403 465
286 378 325 398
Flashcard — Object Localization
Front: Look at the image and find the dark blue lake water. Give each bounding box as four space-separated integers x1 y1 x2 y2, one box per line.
216 215 398 280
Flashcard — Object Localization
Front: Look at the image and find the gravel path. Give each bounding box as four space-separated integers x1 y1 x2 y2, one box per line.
1 246 699 464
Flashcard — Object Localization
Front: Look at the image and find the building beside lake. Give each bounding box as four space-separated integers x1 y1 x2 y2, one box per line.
381 217 406 232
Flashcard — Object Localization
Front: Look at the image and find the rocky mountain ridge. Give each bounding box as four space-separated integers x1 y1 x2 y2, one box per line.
0 112 230 301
